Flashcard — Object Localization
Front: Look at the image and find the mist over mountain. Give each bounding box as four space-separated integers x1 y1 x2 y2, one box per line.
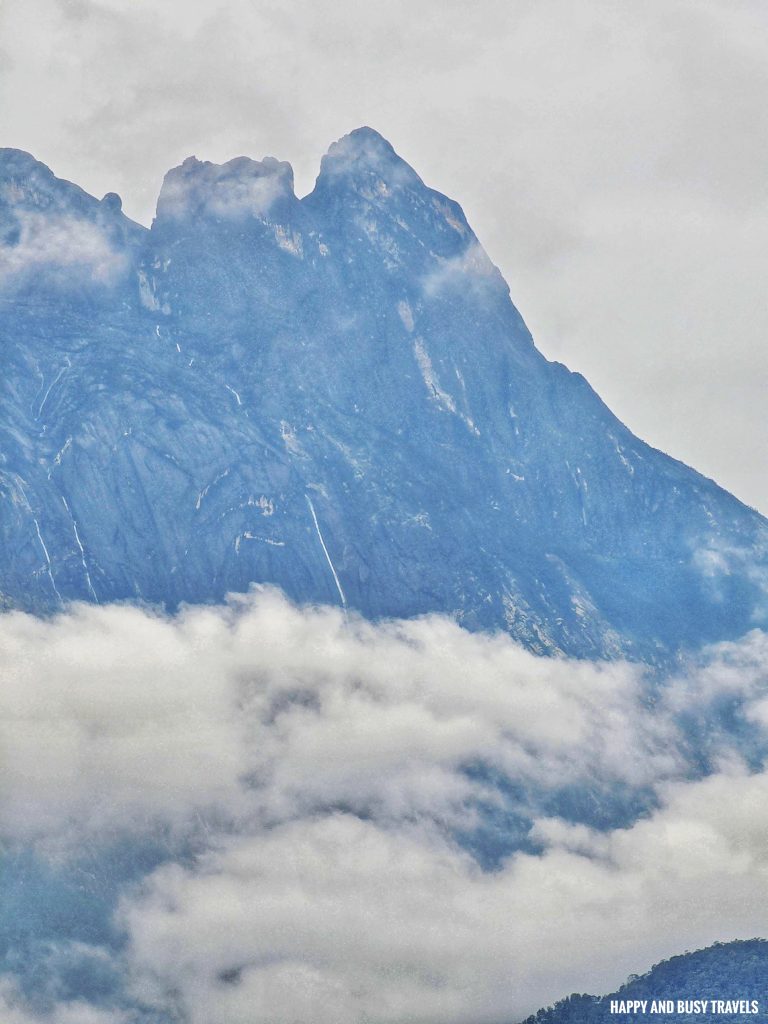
2 127 766 661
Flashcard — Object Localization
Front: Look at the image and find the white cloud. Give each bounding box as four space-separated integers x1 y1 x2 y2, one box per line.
120 768 768 1024
0 600 250 842
0 210 127 287
1 594 768 1020
0 590 675 847
421 240 506 298
665 627 768 710
0 978 127 1024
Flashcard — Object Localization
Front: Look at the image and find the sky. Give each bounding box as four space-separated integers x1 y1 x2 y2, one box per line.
1 0 765 512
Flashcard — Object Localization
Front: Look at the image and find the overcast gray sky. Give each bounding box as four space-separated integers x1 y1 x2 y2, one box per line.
2 0 766 511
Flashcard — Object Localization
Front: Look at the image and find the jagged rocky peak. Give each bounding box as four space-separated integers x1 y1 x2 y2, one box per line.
100 191 123 214
308 126 444 221
0 149 143 295
305 127 501 294
0 149 131 230
2 127 768 661
312 126 424 194
0 147 51 180
0 148 99 220
154 153 297 226
0 150 138 235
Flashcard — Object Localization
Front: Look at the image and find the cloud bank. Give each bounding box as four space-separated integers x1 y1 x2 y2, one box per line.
1 592 768 1021
0 590 673 845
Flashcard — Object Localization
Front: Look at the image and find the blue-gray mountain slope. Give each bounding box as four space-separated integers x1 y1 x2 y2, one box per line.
1 128 766 660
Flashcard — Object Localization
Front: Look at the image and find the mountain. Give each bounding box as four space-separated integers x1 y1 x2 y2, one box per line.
520 940 768 1023
1 127 766 660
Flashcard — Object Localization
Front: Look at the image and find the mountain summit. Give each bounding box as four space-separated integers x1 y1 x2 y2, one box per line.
1 131 766 659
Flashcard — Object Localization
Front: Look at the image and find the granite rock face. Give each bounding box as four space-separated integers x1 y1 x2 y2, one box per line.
1 127 766 659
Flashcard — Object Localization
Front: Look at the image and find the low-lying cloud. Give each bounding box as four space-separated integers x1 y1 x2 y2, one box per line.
122 770 768 1024
0 590 673 845
1 591 768 1022
0 210 127 289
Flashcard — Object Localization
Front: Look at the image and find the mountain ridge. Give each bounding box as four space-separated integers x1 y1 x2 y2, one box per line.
1 128 766 660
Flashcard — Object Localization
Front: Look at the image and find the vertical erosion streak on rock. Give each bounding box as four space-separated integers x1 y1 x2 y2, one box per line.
305 493 348 614
32 516 62 604
61 495 98 602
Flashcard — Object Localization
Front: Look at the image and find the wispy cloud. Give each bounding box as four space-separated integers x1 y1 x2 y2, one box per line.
0 210 127 288
156 157 294 223
421 240 507 298
0 976 128 1024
